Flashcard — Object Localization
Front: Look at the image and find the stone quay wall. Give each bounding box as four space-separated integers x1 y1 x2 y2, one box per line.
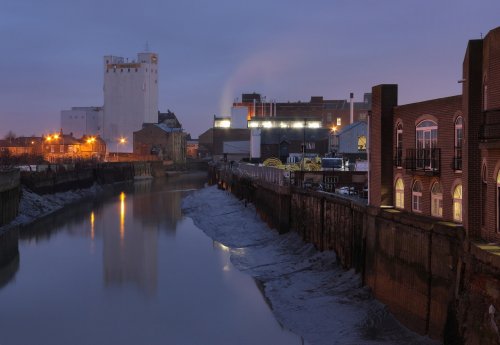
0 169 21 227
211 165 500 344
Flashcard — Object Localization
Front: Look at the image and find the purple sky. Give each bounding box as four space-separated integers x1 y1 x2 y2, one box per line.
1 0 499 139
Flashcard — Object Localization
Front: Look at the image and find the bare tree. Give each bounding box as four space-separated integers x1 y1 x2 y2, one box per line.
4 131 17 141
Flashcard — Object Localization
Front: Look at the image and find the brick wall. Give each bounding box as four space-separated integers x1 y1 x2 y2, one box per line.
392 96 462 222
369 85 398 207
463 40 484 238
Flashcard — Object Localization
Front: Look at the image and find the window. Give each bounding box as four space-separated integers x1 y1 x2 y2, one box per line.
482 165 487 226
412 180 423 213
497 171 500 233
453 184 463 223
395 178 404 209
431 182 443 217
395 123 403 167
416 120 438 170
454 117 463 171
358 136 366 151
60 145 64 153
359 112 367 121
336 117 341 126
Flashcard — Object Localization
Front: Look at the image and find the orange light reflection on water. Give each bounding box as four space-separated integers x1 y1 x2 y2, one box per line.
90 212 95 240
120 192 126 241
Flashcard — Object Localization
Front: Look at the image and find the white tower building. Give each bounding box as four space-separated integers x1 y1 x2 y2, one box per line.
103 52 159 152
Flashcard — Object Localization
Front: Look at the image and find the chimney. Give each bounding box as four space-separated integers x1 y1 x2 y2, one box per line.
350 92 354 124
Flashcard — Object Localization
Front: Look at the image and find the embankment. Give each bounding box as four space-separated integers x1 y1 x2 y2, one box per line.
213 166 500 344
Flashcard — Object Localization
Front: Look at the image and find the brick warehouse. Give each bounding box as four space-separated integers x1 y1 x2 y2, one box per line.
370 26 500 244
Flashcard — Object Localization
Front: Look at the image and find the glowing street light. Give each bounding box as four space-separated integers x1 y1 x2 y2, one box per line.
115 137 127 161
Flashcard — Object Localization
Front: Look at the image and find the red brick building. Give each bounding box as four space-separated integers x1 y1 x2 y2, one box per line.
232 92 371 131
369 26 500 243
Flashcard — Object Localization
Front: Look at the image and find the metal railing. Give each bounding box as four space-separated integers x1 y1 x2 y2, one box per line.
232 163 289 186
405 148 441 175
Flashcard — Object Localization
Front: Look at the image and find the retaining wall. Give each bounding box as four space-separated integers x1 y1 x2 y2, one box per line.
212 166 500 344
0 170 21 226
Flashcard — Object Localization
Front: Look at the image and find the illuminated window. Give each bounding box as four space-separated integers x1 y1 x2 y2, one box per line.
395 178 404 209
453 184 463 223
358 135 366 151
416 120 438 170
431 182 443 217
412 180 423 213
336 117 341 126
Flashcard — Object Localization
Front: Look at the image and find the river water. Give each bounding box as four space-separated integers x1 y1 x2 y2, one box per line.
0 173 304 345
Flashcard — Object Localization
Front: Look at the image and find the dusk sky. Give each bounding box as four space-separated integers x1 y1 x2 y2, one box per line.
1 0 500 138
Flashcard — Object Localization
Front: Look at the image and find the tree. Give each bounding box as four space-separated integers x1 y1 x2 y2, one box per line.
4 131 17 141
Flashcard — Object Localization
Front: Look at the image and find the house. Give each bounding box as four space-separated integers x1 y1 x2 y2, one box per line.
42 132 106 163
133 123 186 164
369 25 500 243
333 121 367 162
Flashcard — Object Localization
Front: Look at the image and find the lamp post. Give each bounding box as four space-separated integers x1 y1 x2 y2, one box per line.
330 126 337 156
115 137 126 161
86 137 96 160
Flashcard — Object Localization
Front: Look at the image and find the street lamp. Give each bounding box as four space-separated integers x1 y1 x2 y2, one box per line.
330 126 337 156
115 137 127 161
86 137 96 159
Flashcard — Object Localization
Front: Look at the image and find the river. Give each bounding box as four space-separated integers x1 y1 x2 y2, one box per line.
0 173 304 345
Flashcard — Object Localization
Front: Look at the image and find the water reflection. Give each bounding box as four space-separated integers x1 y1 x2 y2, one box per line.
0 172 305 344
102 190 158 296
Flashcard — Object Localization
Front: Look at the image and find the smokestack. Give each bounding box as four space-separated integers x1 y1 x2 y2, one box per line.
350 92 354 124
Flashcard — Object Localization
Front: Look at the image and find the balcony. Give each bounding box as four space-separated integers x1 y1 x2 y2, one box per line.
405 148 441 175
453 147 462 171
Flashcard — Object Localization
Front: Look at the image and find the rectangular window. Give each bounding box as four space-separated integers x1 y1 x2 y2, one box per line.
60 145 64 153
336 118 341 126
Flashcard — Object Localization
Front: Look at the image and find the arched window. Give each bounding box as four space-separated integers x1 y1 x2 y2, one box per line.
453 184 463 223
482 165 487 226
395 178 404 209
431 182 443 217
416 120 438 170
395 123 403 167
454 117 463 171
358 135 367 151
412 180 423 213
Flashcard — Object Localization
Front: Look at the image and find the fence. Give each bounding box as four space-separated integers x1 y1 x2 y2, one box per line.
232 163 288 186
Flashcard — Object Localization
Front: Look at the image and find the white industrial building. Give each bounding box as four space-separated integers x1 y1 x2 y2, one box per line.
61 107 103 138
61 51 160 152
103 52 159 152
